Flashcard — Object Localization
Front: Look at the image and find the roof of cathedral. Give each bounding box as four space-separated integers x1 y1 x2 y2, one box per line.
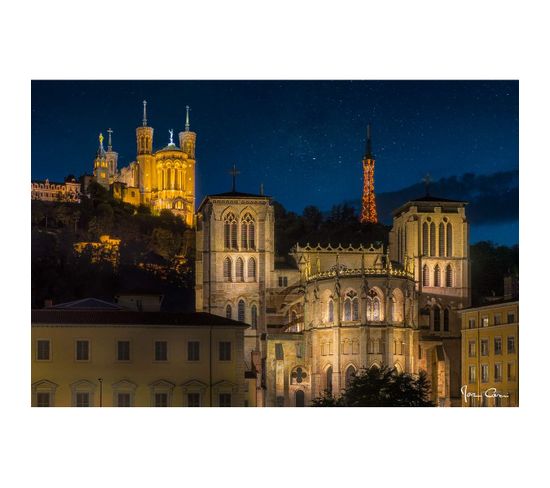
32 309 249 327
208 191 268 198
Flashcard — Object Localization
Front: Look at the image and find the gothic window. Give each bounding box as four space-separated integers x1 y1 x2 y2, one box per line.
367 291 381 321
439 222 445 256
391 297 397 322
443 308 450 332
352 298 359 321
430 222 436 256
251 304 258 328
446 223 453 257
238 299 245 322
328 299 334 323
344 298 352 321
236 257 244 281
445 264 453 287
434 265 441 287
326 366 333 394
345 365 356 388
248 257 256 280
422 264 429 287
223 257 232 281
433 307 441 332
295 390 305 407
241 213 255 250
225 304 232 319
224 213 238 249
422 222 429 255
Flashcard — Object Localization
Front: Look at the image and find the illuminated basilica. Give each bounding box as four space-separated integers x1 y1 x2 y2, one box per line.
195 135 471 407
91 101 196 227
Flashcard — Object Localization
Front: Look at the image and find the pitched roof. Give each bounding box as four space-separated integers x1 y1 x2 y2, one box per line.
208 191 268 198
32 310 249 327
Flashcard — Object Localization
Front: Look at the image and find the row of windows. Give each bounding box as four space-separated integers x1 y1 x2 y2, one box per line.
422 264 453 287
422 221 453 257
223 256 256 281
429 307 451 332
35 391 232 408
224 213 255 250
327 296 382 322
468 363 516 383
468 336 516 357
467 312 516 328
36 340 233 362
225 301 258 327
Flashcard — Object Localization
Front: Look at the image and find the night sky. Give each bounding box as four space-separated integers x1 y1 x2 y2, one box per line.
31 80 518 243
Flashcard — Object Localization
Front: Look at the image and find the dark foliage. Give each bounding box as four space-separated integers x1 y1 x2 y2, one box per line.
311 365 434 407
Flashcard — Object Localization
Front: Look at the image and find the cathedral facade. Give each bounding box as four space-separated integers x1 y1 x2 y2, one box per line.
195 159 470 407
91 102 196 227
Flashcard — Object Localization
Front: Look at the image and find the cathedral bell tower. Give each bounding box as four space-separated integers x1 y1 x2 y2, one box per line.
178 105 197 159
93 132 110 189
136 100 154 199
105 128 118 183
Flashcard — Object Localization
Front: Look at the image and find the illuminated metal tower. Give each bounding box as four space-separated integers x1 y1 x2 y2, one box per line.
360 124 378 224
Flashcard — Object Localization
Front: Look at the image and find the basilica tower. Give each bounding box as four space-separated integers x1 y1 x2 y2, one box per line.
93 133 109 188
179 105 197 159
136 100 155 201
360 125 378 224
105 128 118 183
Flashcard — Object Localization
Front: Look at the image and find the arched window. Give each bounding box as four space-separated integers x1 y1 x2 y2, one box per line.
439 222 445 256
391 297 397 322
241 213 255 250
225 304 232 319
248 257 256 280
443 308 450 331
446 223 453 257
352 298 359 321
367 293 381 322
434 265 441 287
345 365 356 388
295 390 305 407
251 305 258 328
344 298 352 321
236 257 244 281
238 299 245 322
445 264 453 287
430 222 436 256
224 213 237 249
422 264 429 287
328 299 334 323
223 257 232 281
326 366 333 394
422 222 429 255
433 307 441 332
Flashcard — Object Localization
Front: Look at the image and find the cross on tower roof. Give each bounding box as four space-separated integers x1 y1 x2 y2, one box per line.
422 173 432 196
229 164 240 192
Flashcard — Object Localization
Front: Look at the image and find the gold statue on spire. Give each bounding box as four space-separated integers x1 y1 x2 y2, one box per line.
99 133 104 146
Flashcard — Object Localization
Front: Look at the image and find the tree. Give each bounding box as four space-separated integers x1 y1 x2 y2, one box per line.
311 366 434 407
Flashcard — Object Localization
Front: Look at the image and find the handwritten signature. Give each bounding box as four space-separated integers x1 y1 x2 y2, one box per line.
461 385 510 402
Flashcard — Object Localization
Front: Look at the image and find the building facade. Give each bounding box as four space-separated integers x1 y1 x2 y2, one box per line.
195 185 471 406
459 300 519 407
31 176 81 203
31 301 248 407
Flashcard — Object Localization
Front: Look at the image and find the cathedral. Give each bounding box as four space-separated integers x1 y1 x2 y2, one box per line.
195 132 470 407
91 101 196 227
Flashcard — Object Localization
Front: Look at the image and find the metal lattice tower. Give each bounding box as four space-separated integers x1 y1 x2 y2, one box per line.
360 124 378 224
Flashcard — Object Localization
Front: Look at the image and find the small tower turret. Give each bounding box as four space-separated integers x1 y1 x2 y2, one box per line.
105 127 118 182
136 100 154 155
179 105 197 159
136 100 155 196
93 132 110 189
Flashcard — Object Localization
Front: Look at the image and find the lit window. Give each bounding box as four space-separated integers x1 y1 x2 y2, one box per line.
76 340 89 361
188 341 200 361
219 341 231 361
155 341 168 361
482 317 489 327
224 213 237 249
37 340 50 360
481 364 489 383
241 213 255 249
236 258 244 281
468 365 476 383
248 257 256 280
344 298 352 321
494 363 502 382
468 341 476 357
481 339 489 356
223 257 232 281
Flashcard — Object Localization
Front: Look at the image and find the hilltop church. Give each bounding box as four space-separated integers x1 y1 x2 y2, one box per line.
195 134 470 407
89 101 196 228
